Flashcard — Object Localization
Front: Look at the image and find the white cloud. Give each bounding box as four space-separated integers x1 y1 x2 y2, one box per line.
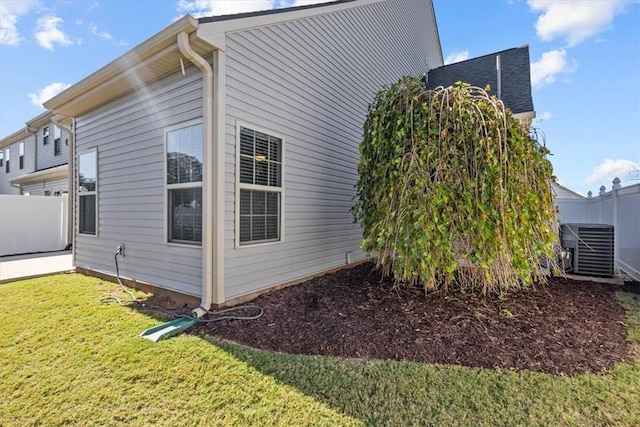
0 0 40 46
585 159 639 186
530 49 577 87
444 50 469 65
176 0 276 17
176 0 333 17
34 15 73 51
28 82 72 108
290 0 334 5
88 23 112 40
527 0 631 47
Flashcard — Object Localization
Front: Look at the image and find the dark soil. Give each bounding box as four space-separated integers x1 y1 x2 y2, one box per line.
193 263 637 375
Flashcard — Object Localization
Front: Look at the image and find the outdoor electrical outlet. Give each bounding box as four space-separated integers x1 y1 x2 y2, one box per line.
117 243 125 257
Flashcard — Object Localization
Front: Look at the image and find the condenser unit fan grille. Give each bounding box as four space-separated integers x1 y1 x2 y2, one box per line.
561 223 614 277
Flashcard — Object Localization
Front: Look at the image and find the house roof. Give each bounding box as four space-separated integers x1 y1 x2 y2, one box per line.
551 182 586 200
426 45 534 116
198 0 357 23
45 0 442 118
44 15 208 117
9 164 68 186
0 111 52 149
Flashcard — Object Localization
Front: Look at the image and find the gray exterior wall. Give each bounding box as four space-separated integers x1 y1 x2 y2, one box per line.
73 64 205 296
0 135 36 195
36 123 70 171
222 0 442 299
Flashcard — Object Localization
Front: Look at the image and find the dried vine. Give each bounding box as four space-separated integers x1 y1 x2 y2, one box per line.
353 77 558 294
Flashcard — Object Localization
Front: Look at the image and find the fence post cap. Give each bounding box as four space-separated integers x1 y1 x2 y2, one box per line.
612 177 621 189
599 185 607 195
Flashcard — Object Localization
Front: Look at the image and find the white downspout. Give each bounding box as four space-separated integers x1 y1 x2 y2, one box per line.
177 31 216 317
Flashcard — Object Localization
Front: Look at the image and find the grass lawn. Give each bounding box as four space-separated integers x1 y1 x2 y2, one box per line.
1 273 639 426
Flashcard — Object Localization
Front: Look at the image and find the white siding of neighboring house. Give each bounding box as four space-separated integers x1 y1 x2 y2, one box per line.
73 64 205 297
36 123 69 171
221 0 442 299
0 135 37 195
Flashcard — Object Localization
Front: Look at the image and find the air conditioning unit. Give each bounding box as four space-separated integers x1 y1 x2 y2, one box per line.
560 223 614 277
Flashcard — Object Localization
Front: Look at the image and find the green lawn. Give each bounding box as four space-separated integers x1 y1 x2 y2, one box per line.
1 274 639 426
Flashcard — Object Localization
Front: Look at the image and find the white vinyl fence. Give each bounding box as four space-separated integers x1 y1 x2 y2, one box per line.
555 179 640 280
0 194 69 256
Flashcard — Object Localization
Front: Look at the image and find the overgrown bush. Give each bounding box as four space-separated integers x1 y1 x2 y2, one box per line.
352 77 558 294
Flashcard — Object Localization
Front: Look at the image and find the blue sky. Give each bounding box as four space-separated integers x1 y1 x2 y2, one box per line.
1 0 638 195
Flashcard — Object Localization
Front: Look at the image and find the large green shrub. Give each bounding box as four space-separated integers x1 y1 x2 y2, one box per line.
353 77 558 294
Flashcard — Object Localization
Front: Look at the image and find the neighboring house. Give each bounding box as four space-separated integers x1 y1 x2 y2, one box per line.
0 111 70 195
426 46 536 124
552 181 586 200
43 0 445 310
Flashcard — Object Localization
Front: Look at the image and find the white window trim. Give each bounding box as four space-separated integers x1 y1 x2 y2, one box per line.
77 148 98 237
164 119 203 247
234 120 285 249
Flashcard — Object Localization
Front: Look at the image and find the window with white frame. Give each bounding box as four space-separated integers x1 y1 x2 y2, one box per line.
5 149 10 173
0 151 3 167
166 122 203 245
237 125 283 246
43 126 49 145
19 142 24 169
78 150 97 235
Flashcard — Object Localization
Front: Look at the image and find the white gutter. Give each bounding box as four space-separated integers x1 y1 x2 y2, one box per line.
177 31 220 317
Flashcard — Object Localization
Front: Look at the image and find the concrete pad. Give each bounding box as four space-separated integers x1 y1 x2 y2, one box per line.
0 251 74 283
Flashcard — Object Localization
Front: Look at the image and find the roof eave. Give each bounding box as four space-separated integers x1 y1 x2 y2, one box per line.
9 165 68 185
44 15 202 115
197 0 385 49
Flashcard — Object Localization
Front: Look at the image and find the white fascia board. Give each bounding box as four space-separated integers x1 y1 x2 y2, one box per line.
1 111 52 149
44 15 200 111
0 128 31 149
197 0 385 50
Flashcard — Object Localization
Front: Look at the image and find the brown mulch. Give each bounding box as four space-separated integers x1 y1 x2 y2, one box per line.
193 263 638 375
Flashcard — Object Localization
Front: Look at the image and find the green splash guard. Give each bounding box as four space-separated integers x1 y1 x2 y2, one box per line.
140 317 196 342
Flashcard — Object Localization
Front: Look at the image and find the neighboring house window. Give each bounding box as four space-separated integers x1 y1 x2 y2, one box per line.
237 124 283 246
0 151 3 167
78 150 97 235
19 142 24 169
43 126 49 145
166 122 202 245
5 149 9 173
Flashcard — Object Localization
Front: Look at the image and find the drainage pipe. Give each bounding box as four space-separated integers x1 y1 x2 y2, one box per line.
177 31 215 318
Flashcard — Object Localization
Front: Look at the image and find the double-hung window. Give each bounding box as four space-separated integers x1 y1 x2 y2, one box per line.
166 122 203 245
43 126 49 145
5 149 10 173
78 150 97 235
19 142 24 169
237 124 283 246
0 151 3 167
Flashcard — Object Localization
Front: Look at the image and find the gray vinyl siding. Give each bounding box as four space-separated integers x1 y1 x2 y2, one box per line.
73 64 204 297
222 0 442 299
36 123 69 171
22 177 67 196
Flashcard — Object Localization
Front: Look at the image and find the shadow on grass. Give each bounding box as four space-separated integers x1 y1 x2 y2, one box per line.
125 288 640 426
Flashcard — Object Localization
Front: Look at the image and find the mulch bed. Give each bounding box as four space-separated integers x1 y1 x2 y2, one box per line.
193 263 638 375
